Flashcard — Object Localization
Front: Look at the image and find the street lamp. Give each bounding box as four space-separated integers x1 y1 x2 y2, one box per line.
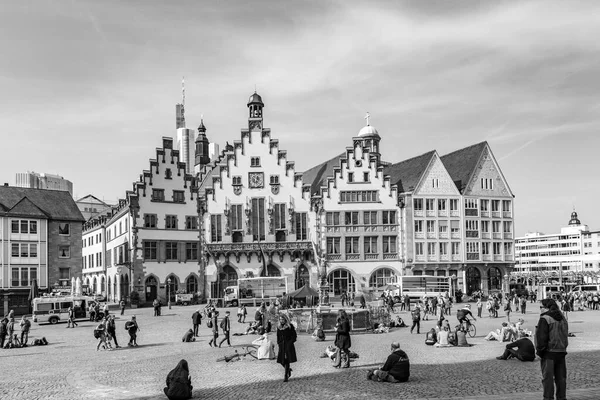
450 274 456 297
167 278 172 309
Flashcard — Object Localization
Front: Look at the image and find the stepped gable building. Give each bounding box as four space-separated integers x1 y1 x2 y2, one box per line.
197 92 316 299
302 118 403 295
82 137 202 304
0 185 84 315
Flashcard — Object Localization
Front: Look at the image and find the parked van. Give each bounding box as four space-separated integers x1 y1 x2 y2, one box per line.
32 295 94 324
571 284 600 294
536 285 565 301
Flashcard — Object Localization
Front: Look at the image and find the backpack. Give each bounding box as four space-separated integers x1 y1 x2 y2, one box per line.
447 331 458 346
207 319 213 329
219 318 227 330
425 330 436 345
94 329 102 339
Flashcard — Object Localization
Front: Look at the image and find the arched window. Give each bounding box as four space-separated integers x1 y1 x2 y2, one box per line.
488 267 502 291
327 269 356 296
295 265 310 289
186 275 198 294
369 268 396 288
466 267 481 295
214 265 238 298
267 264 280 277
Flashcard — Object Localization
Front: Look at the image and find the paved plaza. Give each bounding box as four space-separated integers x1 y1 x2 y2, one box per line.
2 303 600 400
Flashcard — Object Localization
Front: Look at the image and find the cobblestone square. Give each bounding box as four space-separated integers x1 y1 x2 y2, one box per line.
2 304 600 400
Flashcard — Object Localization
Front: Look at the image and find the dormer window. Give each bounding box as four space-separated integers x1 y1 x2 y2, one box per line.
232 176 242 186
270 175 280 185
348 172 354 183
250 157 261 167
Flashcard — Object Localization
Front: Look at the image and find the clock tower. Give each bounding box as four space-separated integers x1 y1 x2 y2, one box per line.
194 118 210 169
247 91 264 131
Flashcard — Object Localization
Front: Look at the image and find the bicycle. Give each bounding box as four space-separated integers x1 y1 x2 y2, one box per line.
216 345 258 363
461 319 477 338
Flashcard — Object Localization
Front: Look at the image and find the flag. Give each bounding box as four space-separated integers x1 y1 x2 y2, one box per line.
257 238 268 277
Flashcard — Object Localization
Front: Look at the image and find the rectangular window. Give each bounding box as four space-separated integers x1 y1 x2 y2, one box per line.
58 246 70 258
339 190 379 203
250 157 261 167
364 236 378 254
426 199 435 211
504 242 513 255
363 172 369 182
274 203 286 230
481 220 490 233
451 242 460 255
11 243 19 257
345 212 359 226
439 220 448 233
326 212 340 226
482 242 490 255
492 221 501 233
414 220 423 233
503 221 512 233
143 241 157 260
466 242 479 254
439 242 448 255
382 210 396 225
502 200 511 213
30 221 38 234
426 220 436 233
345 237 360 254
415 242 424 256
144 214 157 228
231 205 243 231
151 189 165 202
58 223 70 235
106 249 112 267
166 215 178 229
363 211 377 225
251 198 266 241
30 243 37 258
492 200 501 212
12 268 19 287
413 198 423 211
432 178 439 188
165 168 172 179
427 243 436 256
185 216 198 230
173 190 185 203
295 213 308 240
21 268 28 286
493 242 501 255
438 199 447 211
382 236 397 253
480 199 489 211
11 220 19 233
327 237 341 254
232 176 242 185
186 243 198 261
451 220 460 233
450 199 458 211
21 220 28 234
20 244 28 257
165 242 178 260
211 215 223 242
347 172 354 183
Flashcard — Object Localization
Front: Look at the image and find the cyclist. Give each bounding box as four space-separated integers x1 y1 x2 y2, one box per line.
456 304 476 331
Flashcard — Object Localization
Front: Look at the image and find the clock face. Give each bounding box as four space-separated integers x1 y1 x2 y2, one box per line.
248 172 264 188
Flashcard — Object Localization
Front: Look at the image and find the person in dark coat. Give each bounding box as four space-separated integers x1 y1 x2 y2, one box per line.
367 342 410 383
0 318 8 348
182 329 195 342
276 313 297 382
106 315 120 348
208 311 219 347
191 310 202 337
125 315 139 347
334 309 352 368
163 359 193 400
496 337 535 361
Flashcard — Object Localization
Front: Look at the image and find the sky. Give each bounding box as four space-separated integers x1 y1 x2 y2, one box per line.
1 0 599 236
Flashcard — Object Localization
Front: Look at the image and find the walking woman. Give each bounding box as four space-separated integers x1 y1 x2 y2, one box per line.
276 313 297 382
334 309 352 368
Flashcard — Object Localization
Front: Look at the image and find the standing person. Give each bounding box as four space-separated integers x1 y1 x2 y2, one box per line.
103 302 110 318
535 298 568 400
191 310 202 337
504 300 512 323
476 298 483 318
334 309 352 368
67 306 78 328
163 359 193 400
19 316 31 345
208 311 219 347
125 315 139 347
237 305 244 323
153 299 160 317
6 311 15 346
106 315 120 348
218 311 231 348
241 304 247 323
520 296 527 314
404 294 411 312
276 313 297 382
120 299 126 316
410 306 421 334
0 317 7 348
94 302 101 321
341 291 347 307
89 303 96 322
360 296 367 309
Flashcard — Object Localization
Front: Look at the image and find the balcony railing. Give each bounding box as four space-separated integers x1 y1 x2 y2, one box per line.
439 232 449 239
482 254 492 261
451 255 461 262
465 209 478 216
492 211 501 218
467 253 479 260
481 211 490 218
426 232 436 239
327 254 342 261
365 254 378 260
493 255 502 261
383 253 399 260
440 255 449 261
207 241 312 253
346 254 360 261
438 210 448 217
503 232 513 239
414 210 424 217
503 211 512 218
482 232 491 239
466 231 479 238
451 232 461 239
415 232 425 239
426 210 436 217
450 210 460 217
492 232 502 239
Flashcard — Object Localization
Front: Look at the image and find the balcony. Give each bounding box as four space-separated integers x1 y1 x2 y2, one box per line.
383 253 399 260
426 210 436 217
503 211 512 218
439 232 449 239
345 226 360 233
451 255 461 262
503 232 513 239
365 254 379 260
451 232 461 239
450 210 460 217
426 232 436 239
440 254 449 261
481 211 490 218
465 209 478 217
415 232 425 239
414 210 424 217
466 231 479 238
346 254 360 261
326 227 341 233
438 210 448 217
467 253 479 260
207 241 312 255
327 254 342 261
482 254 492 261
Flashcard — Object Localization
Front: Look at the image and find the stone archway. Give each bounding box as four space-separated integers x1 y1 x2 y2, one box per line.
186 275 198 294
145 275 158 302
165 274 179 302
369 267 397 289
327 268 356 296
465 267 481 295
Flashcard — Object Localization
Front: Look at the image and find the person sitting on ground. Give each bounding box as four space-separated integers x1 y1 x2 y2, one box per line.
182 329 195 342
484 322 512 342
456 327 472 347
435 326 451 347
244 321 261 335
425 328 437 346
367 342 410 383
496 337 536 361
164 359 193 400
311 325 326 341
252 332 276 360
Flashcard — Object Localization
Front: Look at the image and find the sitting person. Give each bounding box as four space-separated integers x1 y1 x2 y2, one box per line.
496 337 535 361
244 321 261 335
182 329 195 342
484 322 512 342
434 326 452 347
252 333 276 360
456 328 471 347
164 359 193 400
425 328 437 345
367 342 410 383
311 326 326 341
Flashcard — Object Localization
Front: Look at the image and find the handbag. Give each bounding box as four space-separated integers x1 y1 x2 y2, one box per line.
207 319 213 329
331 347 341 368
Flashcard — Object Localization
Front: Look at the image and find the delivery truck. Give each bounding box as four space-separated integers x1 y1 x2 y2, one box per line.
223 277 288 307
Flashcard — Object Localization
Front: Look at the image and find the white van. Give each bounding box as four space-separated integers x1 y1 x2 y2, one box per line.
32 295 95 324
571 284 600 294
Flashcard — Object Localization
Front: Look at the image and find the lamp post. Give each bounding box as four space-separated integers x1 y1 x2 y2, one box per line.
167 278 172 309
504 274 510 295
451 274 457 297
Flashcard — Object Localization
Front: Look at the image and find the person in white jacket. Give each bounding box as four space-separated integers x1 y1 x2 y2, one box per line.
252 333 276 360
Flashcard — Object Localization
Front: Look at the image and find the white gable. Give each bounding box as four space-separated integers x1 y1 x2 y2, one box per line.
464 146 513 198
413 153 460 196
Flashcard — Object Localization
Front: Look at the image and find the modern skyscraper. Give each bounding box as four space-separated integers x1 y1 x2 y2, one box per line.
15 171 73 195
